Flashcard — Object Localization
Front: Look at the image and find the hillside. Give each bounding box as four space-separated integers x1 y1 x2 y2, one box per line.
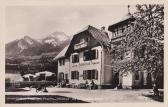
5 32 71 57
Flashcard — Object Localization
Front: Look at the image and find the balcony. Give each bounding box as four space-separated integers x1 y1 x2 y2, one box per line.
74 41 87 50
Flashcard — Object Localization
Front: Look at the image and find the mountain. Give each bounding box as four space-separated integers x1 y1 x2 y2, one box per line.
42 32 69 47
5 36 41 57
5 32 71 58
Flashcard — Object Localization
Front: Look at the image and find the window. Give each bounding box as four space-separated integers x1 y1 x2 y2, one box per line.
72 54 79 63
65 73 68 80
118 28 122 36
83 49 98 61
59 58 65 66
83 70 98 80
113 29 118 38
135 72 139 80
127 25 132 32
59 72 64 80
83 50 90 61
123 26 127 34
71 71 79 80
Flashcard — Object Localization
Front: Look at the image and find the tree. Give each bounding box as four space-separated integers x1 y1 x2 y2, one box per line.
109 4 164 87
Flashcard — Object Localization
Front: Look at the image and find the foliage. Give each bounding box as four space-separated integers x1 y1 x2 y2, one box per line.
109 4 164 79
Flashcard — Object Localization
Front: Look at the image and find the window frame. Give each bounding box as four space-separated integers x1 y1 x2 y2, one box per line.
59 58 65 66
71 71 79 80
83 49 98 61
72 54 79 63
83 69 98 80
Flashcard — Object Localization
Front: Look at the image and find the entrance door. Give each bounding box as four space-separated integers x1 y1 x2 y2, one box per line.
59 72 64 82
122 72 133 88
113 72 119 88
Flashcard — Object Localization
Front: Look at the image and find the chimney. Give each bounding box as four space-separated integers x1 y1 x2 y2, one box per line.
101 26 108 36
128 5 131 15
101 26 106 31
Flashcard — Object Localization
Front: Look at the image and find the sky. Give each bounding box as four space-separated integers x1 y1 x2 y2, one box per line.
6 5 136 43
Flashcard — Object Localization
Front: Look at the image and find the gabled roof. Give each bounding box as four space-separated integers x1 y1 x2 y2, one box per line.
53 44 69 60
108 13 135 31
76 25 110 47
54 25 110 59
87 25 110 47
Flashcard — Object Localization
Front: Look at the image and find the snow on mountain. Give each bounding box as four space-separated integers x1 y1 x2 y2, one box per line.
42 31 69 46
17 40 28 51
5 32 71 57
24 36 34 45
50 32 69 42
44 38 57 46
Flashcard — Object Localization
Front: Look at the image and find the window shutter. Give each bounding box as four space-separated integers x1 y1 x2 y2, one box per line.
91 70 95 79
96 50 99 59
71 71 73 79
77 55 79 62
72 55 74 63
77 71 79 80
83 71 86 80
63 59 65 65
95 70 98 80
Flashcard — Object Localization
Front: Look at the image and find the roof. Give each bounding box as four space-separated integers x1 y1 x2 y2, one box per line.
53 44 69 60
108 13 135 31
77 25 110 47
55 25 110 58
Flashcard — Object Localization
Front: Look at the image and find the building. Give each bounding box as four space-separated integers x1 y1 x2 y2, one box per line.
53 45 70 83
54 25 115 89
54 10 162 89
108 12 154 89
54 18 152 89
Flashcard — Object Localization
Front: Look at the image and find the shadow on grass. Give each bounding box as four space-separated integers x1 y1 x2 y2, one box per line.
5 88 30 92
51 91 72 93
5 95 90 103
142 91 164 102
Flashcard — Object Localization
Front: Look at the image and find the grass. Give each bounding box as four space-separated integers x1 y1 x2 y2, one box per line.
5 95 89 103
5 87 30 92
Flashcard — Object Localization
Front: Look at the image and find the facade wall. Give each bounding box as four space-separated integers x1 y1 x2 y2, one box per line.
122 71 133 88
103 49 113 85
57 58 70 81
69 46 103 85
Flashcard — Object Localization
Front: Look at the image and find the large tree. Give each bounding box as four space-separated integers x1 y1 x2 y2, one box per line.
109 4 164 84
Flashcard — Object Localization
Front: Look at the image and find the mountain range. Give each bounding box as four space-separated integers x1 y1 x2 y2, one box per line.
5 32 71 58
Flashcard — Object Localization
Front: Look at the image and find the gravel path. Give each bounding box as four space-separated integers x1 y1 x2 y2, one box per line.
5 87 163 103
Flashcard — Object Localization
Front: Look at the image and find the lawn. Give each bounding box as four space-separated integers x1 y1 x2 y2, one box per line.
5 95 89 103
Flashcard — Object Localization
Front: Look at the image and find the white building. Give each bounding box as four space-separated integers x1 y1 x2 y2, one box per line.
54 25 113 89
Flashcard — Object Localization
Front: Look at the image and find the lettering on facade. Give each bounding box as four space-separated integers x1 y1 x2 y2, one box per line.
72 61 100 67
92 61 100 65
79 62 91 66
72 64 78 67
